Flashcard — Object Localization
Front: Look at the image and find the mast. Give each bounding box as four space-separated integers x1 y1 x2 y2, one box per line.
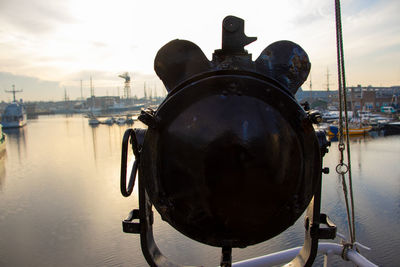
325 68 333 103
80 80 83 100
149 85 153 100
5 84 23 102
326 68 331 92
64 87 69 102
144 82 147 99
90 76 94 98
90 76 95 112
64 87 70 111
309 73 313 100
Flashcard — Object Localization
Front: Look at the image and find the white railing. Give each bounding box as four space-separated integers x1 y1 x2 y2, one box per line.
232 242 377 267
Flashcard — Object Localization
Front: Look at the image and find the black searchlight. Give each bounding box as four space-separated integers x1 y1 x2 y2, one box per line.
120 16 334 267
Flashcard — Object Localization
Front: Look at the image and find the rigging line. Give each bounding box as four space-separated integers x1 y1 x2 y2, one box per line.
334 10 352 238
335 0 354 243
337 1 357 244
334 0 356 244
340 170 353 242
336 1 357 243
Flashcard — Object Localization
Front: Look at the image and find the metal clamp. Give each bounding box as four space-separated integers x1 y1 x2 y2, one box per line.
122 209 141 234
319 214 337 239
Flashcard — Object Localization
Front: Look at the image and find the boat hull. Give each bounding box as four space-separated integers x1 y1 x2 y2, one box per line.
327 125 372 136
1 120 27 129
88 118 100 126
382 122 400 136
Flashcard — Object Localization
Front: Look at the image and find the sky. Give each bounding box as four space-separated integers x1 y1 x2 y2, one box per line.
0 0 399 101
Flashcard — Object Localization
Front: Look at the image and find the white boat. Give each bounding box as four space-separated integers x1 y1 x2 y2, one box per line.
125 115 134 125
103 117 115 125
88 116 100 126
321 111 339 122
116 117 126 125
1 85 27 129
368 114 392 127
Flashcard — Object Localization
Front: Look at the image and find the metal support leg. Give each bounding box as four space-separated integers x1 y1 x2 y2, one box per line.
221 247 232 267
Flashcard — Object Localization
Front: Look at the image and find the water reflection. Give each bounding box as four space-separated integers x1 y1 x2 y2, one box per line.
328 133 373 143
0 153 6 191
0 116 398 266
329 135 370 172
90 125 98 163
3 127 27 163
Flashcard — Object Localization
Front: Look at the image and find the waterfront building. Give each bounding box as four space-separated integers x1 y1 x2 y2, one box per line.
347 85 399 111
296 85 400 111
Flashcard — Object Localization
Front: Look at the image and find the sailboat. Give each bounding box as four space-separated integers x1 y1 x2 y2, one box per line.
88 114 100 126
87 77 101 126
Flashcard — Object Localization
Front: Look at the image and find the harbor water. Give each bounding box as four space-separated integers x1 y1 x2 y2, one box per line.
0 115 399 266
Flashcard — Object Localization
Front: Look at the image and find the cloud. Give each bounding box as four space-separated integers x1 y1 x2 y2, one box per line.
0 0 398 99
0 0 75 34
91 42 108 48
337 0 400 85
0 72 62 101
289 0 333 26
281 0 400 89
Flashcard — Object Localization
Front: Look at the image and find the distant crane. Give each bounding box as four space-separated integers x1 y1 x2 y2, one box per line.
5 84 23 102
118 72 131 99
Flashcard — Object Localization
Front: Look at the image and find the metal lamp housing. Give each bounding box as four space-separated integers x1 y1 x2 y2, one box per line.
138 16 320 248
